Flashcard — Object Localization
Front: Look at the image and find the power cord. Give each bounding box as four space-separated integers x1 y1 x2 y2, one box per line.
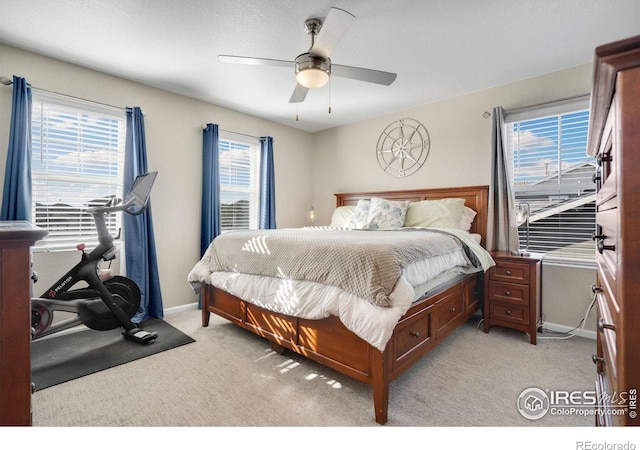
536 289 598 340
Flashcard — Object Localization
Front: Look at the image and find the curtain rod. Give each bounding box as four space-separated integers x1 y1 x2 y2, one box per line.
201 124 261 140
1 75 129 112
503 93 591 116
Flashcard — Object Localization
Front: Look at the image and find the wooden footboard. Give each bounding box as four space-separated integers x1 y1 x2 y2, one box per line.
201 271 483 424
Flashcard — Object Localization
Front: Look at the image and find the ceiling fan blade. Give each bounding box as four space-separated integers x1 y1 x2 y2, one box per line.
218 55 294 69
310 7 355 59
289 84 309 103
331 64 397 86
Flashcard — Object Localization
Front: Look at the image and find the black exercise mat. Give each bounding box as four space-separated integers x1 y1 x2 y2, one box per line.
31 318 195 391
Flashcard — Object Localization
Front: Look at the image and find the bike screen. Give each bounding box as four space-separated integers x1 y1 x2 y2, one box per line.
124 171 158 215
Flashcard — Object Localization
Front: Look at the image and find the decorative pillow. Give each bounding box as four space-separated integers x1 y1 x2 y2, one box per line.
458 206 477 232
345 199 371 229
403 198 466 228
366 197 411 230
330 206 355 227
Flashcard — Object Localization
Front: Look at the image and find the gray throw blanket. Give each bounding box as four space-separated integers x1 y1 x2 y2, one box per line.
194 227 474 307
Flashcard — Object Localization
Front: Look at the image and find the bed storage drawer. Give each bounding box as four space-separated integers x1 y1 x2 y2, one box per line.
392 305 434 371
434 288 464 338
464 273 483 314
298 315 370 375
245 303 297 345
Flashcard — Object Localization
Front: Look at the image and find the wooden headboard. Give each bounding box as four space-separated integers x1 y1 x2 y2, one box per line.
335 185 489 246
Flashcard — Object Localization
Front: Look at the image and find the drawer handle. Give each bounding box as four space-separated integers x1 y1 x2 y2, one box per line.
506 310 512 315
597 153 612 165
410 331 420 338
449 307 456 313
505 270 512 276
504 290 511 296
597 318 615 332
597 240 615 254
592 354 604 365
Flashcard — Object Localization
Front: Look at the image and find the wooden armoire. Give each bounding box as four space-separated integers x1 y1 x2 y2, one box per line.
588 34 640 426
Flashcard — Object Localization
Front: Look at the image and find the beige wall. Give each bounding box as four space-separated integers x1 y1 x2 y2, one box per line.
310 64 594 219
0 44 314 310
0 44 597 334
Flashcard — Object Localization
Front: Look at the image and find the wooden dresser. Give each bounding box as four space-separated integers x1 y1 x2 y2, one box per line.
587 35 640 426
0 221 47 426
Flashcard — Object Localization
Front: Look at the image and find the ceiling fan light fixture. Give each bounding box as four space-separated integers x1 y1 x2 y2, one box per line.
295 53 331 88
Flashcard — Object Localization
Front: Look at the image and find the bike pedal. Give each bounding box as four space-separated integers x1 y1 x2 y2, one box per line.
123 327 158 345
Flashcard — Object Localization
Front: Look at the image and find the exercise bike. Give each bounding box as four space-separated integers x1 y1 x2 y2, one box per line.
31 171 159 345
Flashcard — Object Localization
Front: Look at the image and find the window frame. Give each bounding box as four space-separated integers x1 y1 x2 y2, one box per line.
30 91 126 252
503 96 596 268
218 131 261 233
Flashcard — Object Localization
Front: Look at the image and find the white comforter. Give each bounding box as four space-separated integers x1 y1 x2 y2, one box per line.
188 227 494 351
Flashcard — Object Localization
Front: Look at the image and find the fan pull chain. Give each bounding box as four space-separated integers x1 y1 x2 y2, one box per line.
295 84 300 121
328 82 332 114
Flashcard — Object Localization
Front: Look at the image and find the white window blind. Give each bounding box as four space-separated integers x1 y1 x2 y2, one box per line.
219 132 260 232
31 92 125 252
504 97 595 266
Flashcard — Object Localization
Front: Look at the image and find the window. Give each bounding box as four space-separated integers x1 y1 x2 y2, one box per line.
504 97 595 266
31 92 125 252
219 132 260 232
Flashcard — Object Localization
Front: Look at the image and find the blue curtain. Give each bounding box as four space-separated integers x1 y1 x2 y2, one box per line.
201 123 220 256
259 136 276 229
124 107 164 322
1 76 32 221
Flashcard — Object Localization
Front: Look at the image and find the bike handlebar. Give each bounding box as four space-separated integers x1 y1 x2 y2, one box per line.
87 196 147 216
88 171 157 217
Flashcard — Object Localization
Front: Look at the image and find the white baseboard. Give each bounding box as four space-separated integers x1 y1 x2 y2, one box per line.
163 302 198 315
539 321 597 340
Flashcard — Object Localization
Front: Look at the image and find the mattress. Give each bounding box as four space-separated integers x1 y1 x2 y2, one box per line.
188 227 494 351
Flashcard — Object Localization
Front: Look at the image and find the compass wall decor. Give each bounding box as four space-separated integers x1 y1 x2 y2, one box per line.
376 118 430 177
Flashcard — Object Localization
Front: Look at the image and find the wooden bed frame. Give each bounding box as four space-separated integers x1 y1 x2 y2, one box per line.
201 185 489 424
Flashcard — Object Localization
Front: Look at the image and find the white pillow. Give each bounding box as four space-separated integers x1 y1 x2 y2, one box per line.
458 206 477 232
330 206 355 227
403 198 466 228
345 199 371 229
366 197 411 230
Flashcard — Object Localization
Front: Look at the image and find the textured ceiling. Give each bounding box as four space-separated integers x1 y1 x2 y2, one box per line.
0 0 639 132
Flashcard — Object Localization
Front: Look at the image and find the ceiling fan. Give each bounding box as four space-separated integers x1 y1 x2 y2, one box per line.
218 7 397 103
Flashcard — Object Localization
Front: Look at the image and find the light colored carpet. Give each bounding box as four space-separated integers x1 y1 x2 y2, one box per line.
31 307 597 428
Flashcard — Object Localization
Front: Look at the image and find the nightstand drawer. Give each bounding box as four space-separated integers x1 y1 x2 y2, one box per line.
487 281 529 305
490 302 529 326
489 261 530 284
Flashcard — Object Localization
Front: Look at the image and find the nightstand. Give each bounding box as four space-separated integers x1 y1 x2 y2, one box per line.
483 251 542 344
